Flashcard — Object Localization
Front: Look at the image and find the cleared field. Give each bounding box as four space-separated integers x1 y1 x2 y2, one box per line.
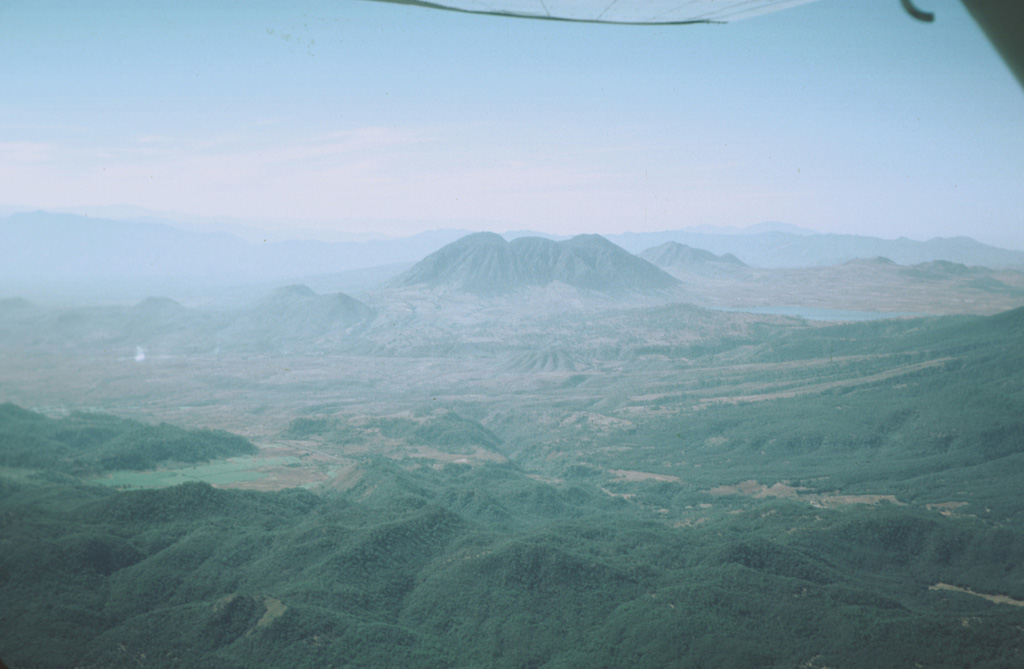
91 455 303 489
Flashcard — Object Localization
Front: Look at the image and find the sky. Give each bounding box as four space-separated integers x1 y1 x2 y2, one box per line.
1 0 1022 247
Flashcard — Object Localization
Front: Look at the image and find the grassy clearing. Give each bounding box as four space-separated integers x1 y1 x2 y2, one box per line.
91 455 300 489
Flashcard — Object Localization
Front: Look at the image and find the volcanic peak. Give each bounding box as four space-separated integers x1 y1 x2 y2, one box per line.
393 233 679 295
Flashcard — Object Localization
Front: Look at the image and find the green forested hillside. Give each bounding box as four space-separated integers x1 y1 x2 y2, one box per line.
3 415 1024 667
285 411 503 455
2 304 1024 667
0 404 257 474
1 473 1023 667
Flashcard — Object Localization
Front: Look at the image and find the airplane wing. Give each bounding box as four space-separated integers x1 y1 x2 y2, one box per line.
363 0 822 25
962 0 1024 88
362 0 1024 89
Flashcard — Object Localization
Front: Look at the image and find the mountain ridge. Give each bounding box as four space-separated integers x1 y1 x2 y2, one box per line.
615 230 1024 268
390 232 681 295
4 212 1024 307
639 242 747 270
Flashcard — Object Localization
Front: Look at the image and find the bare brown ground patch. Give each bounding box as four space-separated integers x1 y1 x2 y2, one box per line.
609 469 682 483
407 445 507 465
600 487 636 500
927 501 970 516
216 442 348 491
707 480 805 499
212 594 288 633
706 480 903 508
699 357 953 406
672 517 710 528
809 494 902 508
930 583 1024 607
256 597 287 629
218 465 327 492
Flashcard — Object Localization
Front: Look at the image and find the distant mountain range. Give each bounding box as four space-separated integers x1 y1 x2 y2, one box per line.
609 230 1024 269
390 232 680 295
0 284 376 356
0 211 468 283
3 212 1024 305
639 243 747 275
638 243 1024 315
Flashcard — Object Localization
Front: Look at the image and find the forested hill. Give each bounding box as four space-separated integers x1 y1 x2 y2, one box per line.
0 404 256 474
3 373 1024 666
2 307 1024 666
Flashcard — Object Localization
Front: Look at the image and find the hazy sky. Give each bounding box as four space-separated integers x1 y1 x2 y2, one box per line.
2 0 1022 246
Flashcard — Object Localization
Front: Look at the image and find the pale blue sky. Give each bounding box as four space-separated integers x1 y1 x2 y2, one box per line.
1 0 1022 247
